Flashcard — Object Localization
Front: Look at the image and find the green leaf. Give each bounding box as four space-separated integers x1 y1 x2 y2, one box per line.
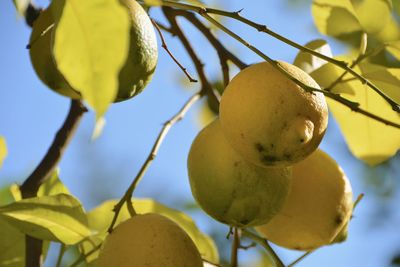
350 0 392 35
0 217 25 267
293 39 333 74
51 0 131 116
12 0 30 16
37 169 71 197
312 0 361 37
81 199 219 264
0 187 14 206
0 136 7 168
311 63 400 165
0 194 91 245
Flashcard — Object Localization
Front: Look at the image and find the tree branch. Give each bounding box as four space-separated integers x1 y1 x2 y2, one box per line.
19 100 87 267
163 7 221 105
108 91 202 233
151 18 198 83
155 0 400 112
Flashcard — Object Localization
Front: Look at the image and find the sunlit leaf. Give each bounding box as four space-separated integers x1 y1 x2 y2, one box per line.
10 184 22 202
293 39 333 74
312 0 361 37
311 63 400 165
0 136 7 168
0 217 25 267
0 186 15 206
144 0 162 6
358 62 400 102
386 41 400 61
350 0 392 35
0 194 91 245
51 0 130 116
81 199 219 264
37 169 71 197
12 0 30 16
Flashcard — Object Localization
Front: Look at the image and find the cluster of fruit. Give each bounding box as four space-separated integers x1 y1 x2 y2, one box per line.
188 61 354 251
28 0 354 263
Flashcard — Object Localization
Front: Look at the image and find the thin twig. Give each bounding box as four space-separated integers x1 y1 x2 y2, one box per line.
69 244 102 267
231 228 240 267
326 44 385 91
20 100 87 267
163 7 221 105
151 19 198 83
242 229 285 267
287 251 313 267
107 91 203 233
173 10 247 70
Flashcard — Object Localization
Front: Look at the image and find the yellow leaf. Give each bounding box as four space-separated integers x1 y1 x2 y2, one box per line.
311 63 400 165
312 0 361 36
0 137 7 169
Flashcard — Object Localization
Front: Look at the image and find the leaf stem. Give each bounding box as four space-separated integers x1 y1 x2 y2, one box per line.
287 251 313 267
107 91 202 232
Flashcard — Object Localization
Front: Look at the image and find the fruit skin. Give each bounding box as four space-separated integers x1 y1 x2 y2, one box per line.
29 0 157 102
29 8 80 99
98 213 203 267
256 149 353 251
219 61 328 167
187 119 292 227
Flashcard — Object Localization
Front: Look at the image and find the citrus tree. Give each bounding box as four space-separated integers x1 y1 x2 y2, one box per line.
1 0 400 266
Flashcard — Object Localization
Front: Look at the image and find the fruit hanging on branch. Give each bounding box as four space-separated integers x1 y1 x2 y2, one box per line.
98 213 203 267
29 0 158 102
256 149 353 251
187 119 292 227
219 61 328 167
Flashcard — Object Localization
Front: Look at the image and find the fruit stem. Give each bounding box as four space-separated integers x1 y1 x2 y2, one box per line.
241 229 285 267
230 227 240 267
287 251 313 267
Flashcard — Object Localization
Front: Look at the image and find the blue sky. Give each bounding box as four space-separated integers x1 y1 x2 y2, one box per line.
1 0 399 266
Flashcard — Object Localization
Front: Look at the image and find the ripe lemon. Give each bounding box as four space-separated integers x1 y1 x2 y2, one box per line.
219 61 328 167
187 119 292 227
255 149 353 251
29 0 157 102
98 213 203 267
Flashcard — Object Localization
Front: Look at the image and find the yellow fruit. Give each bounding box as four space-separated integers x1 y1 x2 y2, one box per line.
29 0 157 102
187 119 292 227
255 149 353 251
98 213 203 267
219 61 328 167
29 8 79 98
